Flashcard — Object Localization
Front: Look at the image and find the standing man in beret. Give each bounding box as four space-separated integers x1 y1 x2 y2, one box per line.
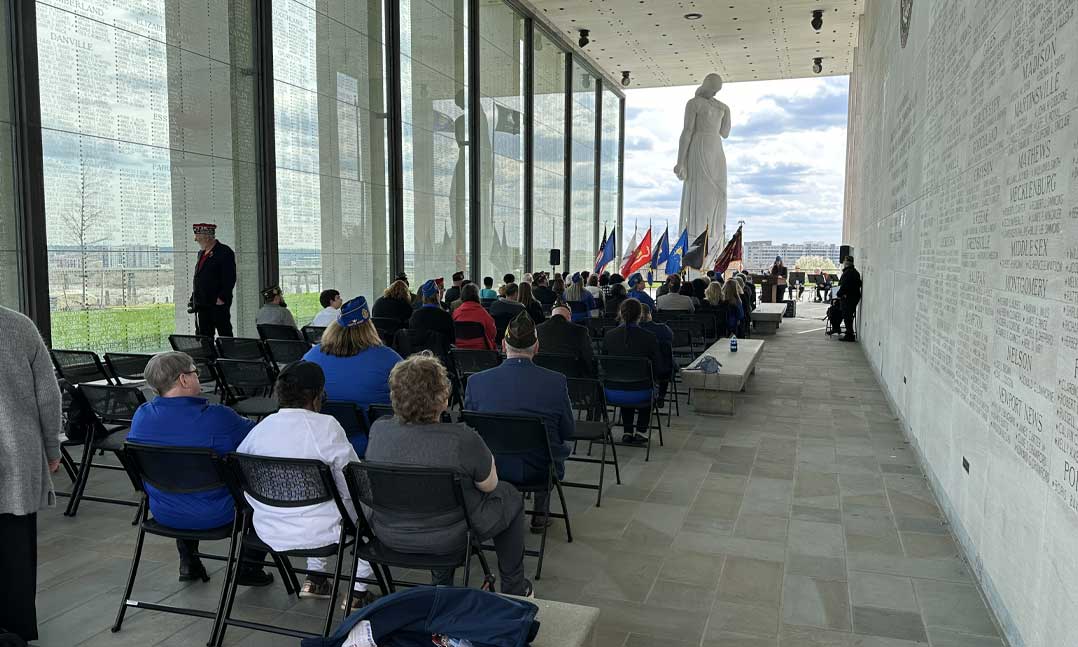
190 223 237 337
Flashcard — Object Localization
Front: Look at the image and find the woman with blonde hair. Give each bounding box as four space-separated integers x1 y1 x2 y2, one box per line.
372 279 414 327
303 296 402 455
702 280 723 309
721 280 745 336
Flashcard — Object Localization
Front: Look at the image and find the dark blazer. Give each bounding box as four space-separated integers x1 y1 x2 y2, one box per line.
191 241 236 307
602 324 661 390
838 266 862 303
372 296 414 325
443 285 461 306
531 285 557 305
523 301 546 325
408 304 455 344
464 358 574 481
536 315 594 375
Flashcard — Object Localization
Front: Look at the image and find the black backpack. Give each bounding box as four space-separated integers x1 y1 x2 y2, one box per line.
59 379 103 444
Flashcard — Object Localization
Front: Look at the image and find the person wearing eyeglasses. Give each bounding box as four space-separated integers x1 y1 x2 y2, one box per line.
127 351 274 587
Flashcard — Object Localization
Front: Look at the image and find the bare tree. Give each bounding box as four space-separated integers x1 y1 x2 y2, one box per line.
58 167 107 310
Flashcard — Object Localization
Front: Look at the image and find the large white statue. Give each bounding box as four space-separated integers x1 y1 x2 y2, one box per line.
674 73 731 252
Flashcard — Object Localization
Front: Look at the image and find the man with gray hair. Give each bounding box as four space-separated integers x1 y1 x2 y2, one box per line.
127 351 273 586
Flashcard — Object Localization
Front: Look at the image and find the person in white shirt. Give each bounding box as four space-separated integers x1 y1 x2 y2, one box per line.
236 360 377 611
310 289 343 327
655 287 696 312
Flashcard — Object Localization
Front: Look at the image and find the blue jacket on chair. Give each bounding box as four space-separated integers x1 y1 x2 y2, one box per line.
301 586 540 647
464 357 574 481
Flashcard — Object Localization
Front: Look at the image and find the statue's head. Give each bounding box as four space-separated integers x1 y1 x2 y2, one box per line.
697 73 723 97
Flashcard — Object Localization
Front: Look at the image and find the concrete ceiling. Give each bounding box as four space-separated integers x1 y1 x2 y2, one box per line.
523 0 865 88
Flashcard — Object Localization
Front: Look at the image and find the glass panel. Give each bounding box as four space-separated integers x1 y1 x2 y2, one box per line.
273 0 390 324
531 29 565 274
599 89 620 249
0 2 19 309
569 64 596 271
400 0 469 283
477 0 524 283
37 0 260 352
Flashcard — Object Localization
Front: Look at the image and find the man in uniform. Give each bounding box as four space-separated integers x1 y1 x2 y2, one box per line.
837 256 862 342
190 223 236 337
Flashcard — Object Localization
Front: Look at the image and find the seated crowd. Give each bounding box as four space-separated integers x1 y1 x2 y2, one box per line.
123 266 754 613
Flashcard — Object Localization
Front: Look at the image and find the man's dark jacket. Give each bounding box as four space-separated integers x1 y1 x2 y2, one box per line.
536 315 594 375
191 241 236 308
838 266 862 303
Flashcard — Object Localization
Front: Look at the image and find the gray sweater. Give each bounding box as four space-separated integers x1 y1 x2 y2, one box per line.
0 306 62 515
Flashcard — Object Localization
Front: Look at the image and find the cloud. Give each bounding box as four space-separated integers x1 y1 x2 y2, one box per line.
623 77 848 246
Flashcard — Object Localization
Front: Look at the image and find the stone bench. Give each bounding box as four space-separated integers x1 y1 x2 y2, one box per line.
681 337 765 415
750 303 787 334
519 597 600 647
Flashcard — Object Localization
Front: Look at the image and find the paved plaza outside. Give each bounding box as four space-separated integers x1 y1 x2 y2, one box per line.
33 303 1006 647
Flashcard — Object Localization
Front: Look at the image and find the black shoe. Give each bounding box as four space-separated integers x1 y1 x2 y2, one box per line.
235 568 274 587
621 433 636 444
840 336 856 342
530 517 553 534
633 433 649 445
178 559 209 582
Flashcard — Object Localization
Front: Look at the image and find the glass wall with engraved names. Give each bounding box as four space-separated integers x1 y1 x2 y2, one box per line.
531 29 566 275
36 0 261 351
273 0 391 323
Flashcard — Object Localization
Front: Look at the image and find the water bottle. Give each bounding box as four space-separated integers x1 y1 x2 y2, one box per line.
730 335 738 353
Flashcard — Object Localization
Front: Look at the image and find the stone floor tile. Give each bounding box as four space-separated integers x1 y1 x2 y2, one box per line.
900 532 959 559
848 571 919 612
913 580 1000 637
718 556 785 609
644 578 717 612
734 513 790 541
709 601 781 638
852 606 928 643
657 550 724 588
786 553 848 582
787 519 846 558
781 575 852 631
792 504 843 523
925 627 1005 646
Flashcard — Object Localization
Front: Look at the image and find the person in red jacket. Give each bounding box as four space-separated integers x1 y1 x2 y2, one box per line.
451 283 497 350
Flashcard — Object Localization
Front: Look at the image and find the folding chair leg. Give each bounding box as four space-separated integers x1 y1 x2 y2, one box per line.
65 442 94 517
382 564 397 593
212 537 246 647
269 552 298 597
607 430 622 485
555 481 572 544
110 525 147 632
596 441 607 508
534 495 550 581
206 527 241 647
60 445 78 482
322 534 349 635
462 533 473 588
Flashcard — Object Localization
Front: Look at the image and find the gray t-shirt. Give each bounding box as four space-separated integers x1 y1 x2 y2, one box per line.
255 303 297 329
365 418 517 553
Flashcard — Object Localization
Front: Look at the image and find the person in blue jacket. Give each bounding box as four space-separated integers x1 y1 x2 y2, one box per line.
303 296 403 455
464 311 574 533
127 351 273 586
627 272 656 311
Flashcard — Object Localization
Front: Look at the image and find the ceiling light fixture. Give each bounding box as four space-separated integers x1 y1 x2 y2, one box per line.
811 9 824 31
684 12 703 20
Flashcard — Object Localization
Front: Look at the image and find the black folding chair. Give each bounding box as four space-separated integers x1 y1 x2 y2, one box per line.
480 298 496 309
169 334 220 391
51 349 114 385
460 411 571 579
216 454 369 645
256 323 302 342
450 348 501 388
393 328 449 362
322 400 370 447
264 338 312 371
302 325 327 345
214 359 279 419
567 300 589 320
668 319 706 357
112 443 258 642
343 462 494 592
491 312 515 346
215 337 267 361
692 312 719 344
453 320 490 349
596 355 664 461
104 352 154 383
563 378 621 507
534 353 588 378
367 404 451 426
372 317 405 341
58 384 144 517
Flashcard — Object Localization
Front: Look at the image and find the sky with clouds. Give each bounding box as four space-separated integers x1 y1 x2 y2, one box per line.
623 76 849 246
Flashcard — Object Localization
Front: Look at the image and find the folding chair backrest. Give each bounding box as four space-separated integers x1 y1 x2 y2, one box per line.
216 337 267 361
78 383 146 425
534 353 585 378
394 328 449 360
51 349 113 385
565 378 608 422
585 318 606 339
596 355 654 391
453 321 488 346
450 348 501 377
227 453 336 509
367 403 395 425
123 442 226 494
492 312 515 345
668 319 704 339
372 317 404 336
168 334 218 383
671 328 692 349
460 411 552 460
216 358 275 398
480 298 496 309
104 352 154 382
265 339 311 368
302 326 327 345
344 462 465 518
322 400 369 439
257 324 302 341
567 301 589 316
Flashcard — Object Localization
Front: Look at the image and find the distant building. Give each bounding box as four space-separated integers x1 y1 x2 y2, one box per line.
742 240 842 271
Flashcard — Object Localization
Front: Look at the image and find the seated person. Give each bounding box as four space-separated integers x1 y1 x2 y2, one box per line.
303 296 402 456
489 282 526 319
366 354 531 596
236 361 377 610
656 275 679 298
655 283 695 312
518 281 546 325
563 273 596 321
452 283 497 349
536 302 594 376
585 274 605 309
604 283 628 316
602 298 661 446
722 280 747 335
699 280 723 313
256 285 297 329
679 282 702 308
127 351 272 586
408 279 455 347
449 279 471 312
310 289 342 327
479 276 498 301
464 312 574 533
627 273 656 311
531 273 557 305
372 280 415 328
639 305 673 407
443 271 465 305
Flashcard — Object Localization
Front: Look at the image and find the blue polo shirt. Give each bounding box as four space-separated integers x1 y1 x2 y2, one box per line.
630 289 656 311
127 396 255 530
303 343 402 455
